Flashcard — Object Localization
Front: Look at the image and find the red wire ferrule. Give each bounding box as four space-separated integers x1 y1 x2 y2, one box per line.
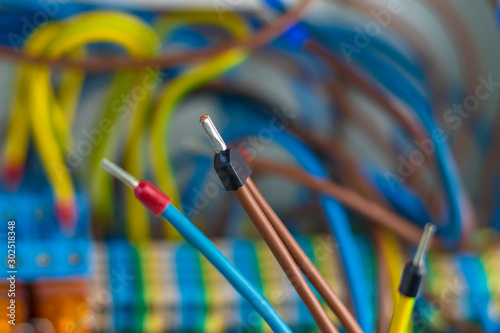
134 181 171 215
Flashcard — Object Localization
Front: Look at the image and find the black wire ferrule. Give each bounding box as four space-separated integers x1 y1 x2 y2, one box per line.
214 147 251 191
398 262 425 297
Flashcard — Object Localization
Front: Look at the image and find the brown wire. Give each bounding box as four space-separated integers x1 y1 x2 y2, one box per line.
245 178 363 333
334 0 479 236
250 159 427 246
371 231 392 333
0 0 314 72
234 183 338 333
305 41 440 213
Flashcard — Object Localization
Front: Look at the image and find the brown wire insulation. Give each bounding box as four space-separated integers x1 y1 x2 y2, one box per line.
371 231 392 333
246 178 363 333
250 159 426 246
0 0 314 72
334 0 478 238
234 184 338 333
306 41 439 211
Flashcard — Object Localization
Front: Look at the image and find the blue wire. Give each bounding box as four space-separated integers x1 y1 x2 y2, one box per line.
261 0 465 246
340 46 464 246
222 121 374 333
160 204 292 333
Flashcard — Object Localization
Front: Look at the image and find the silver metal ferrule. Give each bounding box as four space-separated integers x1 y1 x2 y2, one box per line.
413 223 436 268
100 158 139 189
200 114 227 154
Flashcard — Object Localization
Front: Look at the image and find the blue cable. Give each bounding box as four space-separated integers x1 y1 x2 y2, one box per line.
339 45 464 246
262 0 465 246
160 204 292 333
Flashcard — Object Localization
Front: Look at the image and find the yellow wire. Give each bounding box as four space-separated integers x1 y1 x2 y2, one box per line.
388 294 415 333
380 231 414 333
25 12 158 229
2 23 67 182
57 47 86 132
148 12 250 240
90 70 141 222
50 12 158 238
380 231 406 303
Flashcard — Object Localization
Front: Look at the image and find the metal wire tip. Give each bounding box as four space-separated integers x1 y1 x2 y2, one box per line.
200 114 227 154
100 158 139 189
413 223 436 268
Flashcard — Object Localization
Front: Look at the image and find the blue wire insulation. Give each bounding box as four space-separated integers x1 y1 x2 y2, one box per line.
340 46 465 246
362 163 433 227
262 0 424 84
459 255 500 332
160 204 292 333
306 28 464 245
261 0 464 245
222 121 374 333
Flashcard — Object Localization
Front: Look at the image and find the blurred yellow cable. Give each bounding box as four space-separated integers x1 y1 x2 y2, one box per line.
2 23 68 185
3 22 87 188
380 230 413 333
25 11 158 231
380 231 406 303
149 12 250 240
388 295 415 333
57 47 87 131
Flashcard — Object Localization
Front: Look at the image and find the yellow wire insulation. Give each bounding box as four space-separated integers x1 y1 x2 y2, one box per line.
23 12 159 230
149 12 250 240
2 23 69 181
388 294 415 333
380 231 413 333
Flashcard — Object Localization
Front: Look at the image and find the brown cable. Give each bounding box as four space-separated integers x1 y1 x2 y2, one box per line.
0 0 314 72
234 183 338 333
306 41 440 213
246 178 363 333
250 159 426 246
371 231 392 333
333 0 478 237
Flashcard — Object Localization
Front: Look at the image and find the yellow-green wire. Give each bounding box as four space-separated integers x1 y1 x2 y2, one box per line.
149 11 250 240
25 11 159 228
388 294 415 333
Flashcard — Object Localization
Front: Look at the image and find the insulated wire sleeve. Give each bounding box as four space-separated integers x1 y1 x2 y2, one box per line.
161 204 293 333
147 11 250 240
11 11 159 232
0 0 314 71
250 159 427 246
2 22 63 187
234 184 338 333
388 295 415 333
245 178 363 333
221 121 373 332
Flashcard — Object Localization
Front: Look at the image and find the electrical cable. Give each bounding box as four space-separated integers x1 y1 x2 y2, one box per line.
99 158 293 333
305 43 440 214
371 231 393 333
388 224 436 333
249 159 426 246
203 116 374 332
233 184 338 333
314 38 467 247
200 115 339 333
265 0 472 247
388 295 415 333
245 178 363 333
1 22 69 189
0 0 315 71
25 11 159 234
149 11 251 240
